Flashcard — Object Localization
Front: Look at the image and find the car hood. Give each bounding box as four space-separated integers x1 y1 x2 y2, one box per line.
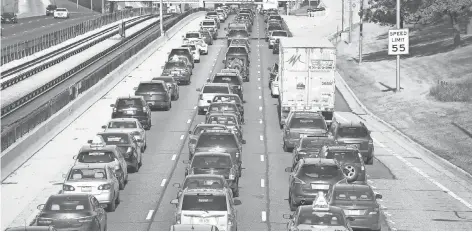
191 167 231 178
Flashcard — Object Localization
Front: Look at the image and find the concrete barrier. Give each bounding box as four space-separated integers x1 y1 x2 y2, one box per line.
1 11 205 180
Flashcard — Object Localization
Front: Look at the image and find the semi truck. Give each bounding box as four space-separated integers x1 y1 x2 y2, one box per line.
277 36 336 128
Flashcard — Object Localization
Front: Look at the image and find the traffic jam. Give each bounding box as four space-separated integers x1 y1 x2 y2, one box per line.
24 5 384 232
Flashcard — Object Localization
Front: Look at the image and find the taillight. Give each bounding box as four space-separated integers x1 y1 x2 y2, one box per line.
175 214 181 224
293 177 306 185
199 94 203 100
37 218 53 225
113 108 117 113
63 184 75 191
142 107 146 111
368 139 373 145
98 184 112 190
235 152 240 158
78 217 94 223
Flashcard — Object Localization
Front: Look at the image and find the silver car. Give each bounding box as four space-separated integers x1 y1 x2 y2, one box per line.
102 118 147 152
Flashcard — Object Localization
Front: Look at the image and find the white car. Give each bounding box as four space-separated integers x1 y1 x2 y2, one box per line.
270 74 280 98
101 118 147 152
196 83 232 115
182 31 202 44
181 44 200 63
268 30 288 49
186 38 208 55
53 8 69 19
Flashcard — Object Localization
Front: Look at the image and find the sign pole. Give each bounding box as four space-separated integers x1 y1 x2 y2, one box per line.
396 0 400 92
358 0 364 63
348 0 352 43
160 0 164 37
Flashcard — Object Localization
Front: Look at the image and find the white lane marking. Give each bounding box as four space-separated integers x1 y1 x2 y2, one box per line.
372 138 472 210
261 179 265 187
186 119 191 123
146 210 154 220
171 154 177 160
257 70 260 74
258 86 261 90
180 135 184 140
194 106 197 109
260 135 264 141
259 119 263 124
259 96 262 99
260 155 264 161
257 64 260 67
259 106 263 111
387 219 396 224
261 211 267 222
160 179 167 187
258 78 261 81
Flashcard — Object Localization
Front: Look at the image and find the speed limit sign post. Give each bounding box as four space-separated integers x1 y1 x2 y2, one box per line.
388 28 409 55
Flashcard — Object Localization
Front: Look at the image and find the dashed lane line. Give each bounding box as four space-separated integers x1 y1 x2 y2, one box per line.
260 155 264 162
146 210 154 220
171 154 176 160
261 179 265 187
160 179 167 187
179 135 184 140
261 211 267 222
259 135 264 141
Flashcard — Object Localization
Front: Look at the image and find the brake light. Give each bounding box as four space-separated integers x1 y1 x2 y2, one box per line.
37 218 53 225
142 107 146 111
78 217 94 223
98 184 112 190
63 184 75 191
368 139 373 145
199 94 203 100
293 177 306 184
235 152 240 158
175 214 181 224
113 108 116 113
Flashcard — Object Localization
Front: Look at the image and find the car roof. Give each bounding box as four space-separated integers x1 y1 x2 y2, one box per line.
194 152 232 157
107 118 140 122
333 183 372 191
185 174 226 179
139 80 165 84
195 123 227 128
117 95 143 100
325 145 359 152
199 130 234 136
203 83 230 87
182 188 227 195
215 72 238 76
298 205 345 214
207 112 238 117
79 145 117 152
72 162 111 170
301 158 338 166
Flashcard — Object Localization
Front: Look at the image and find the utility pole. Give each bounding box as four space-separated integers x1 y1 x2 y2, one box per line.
90 0 93 12
160 0 164 37
341 0 344 30
395 0 401 92
348 0 353 43
358 0 364 63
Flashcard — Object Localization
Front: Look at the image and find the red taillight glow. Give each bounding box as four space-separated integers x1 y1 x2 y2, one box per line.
63 184 75 191
98 184 112 190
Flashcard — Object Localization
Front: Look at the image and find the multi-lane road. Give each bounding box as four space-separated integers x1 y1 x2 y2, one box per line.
2 2 472 232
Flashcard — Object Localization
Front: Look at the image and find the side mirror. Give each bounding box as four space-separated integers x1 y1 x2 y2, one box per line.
233 199 242 205
133 87 137 91
241 140 246 144
188 130 192 134
222 60 225 64
101 125 106 129
72 155 77 160
182 160 190 164
283 214 292 219
173 183 181 188
110 104 115 107
346 217 355 222
207 78 210 82
170 199 179 205
284 167 292 172
207 100 212 103
37 204 45 210
87 140 92 144
196 88 201 92
375 194 383 199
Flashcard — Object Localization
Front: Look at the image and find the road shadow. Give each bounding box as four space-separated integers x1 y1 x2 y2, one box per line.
362 21 472 63
379 82 404 92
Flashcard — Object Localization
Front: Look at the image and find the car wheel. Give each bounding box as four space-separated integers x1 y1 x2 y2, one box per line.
366 156 374 165
289 194 298 211
139 153 143 167
283 142 291 152
233 186 240 197
107 196 116 212
135 161 140 172
119 175 125 190
104 224 107 231
115 191 121 204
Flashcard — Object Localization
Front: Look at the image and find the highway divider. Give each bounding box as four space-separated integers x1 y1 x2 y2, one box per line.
0 10 205 176
0 7 156 65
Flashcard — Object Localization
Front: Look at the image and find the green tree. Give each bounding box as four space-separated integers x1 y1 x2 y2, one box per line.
361 0 423 28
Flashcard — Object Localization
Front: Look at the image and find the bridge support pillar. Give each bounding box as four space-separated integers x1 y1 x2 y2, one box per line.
109 2 115 12
199 0 204 8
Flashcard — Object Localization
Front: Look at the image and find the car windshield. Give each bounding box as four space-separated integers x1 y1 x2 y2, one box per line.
272 31 287 37
298 164 341 178
101 134 130 145
116 99 143 107
184 177 225 189
227 30 249 37
212 75 240 85
169 49 189 57
289 117 326 129
207 115 237 126
326 151 361 164
136 83 165 92
45 198 90 212
269 15 281 20
209 104 237 113
186 33 200 38
56 8 67 11
192 155 232 169
77 151 115 163
165 62 186 69
182 45 196 51
181 195 227 211
197 134 238 148
68 168 107 180
268 25 282 31
227 47 247 54
207 12 217 16
193 126 226 135
297 211 345 226
202 21 215 26
334 190 374 201
108 121 137 129
202 86 229 94
338 127 369 138
301 138 333 149
213 96 240 104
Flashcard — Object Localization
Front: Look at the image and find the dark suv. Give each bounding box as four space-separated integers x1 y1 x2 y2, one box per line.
46 4 57 16
319 145 367 184
134 80 172 111
168 48 194 68
291 135 336 169
329 119 374 164
1 12 18 23
110 96 152 130
95 131 142 172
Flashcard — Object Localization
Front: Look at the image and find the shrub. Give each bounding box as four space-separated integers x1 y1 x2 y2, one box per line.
429 80 472 102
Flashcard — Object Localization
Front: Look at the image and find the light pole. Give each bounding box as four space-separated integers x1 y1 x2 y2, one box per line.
395 0 401 92
160 0 164 37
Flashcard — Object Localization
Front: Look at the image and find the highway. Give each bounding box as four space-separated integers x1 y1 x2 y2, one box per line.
2 3 472 231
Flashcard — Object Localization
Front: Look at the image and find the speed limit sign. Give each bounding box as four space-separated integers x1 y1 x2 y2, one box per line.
388 28 409 55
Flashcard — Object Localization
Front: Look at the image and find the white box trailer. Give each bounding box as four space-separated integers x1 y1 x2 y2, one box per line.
278 36 336 128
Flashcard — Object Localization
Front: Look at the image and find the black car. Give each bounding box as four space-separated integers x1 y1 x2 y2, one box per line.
134 80 172 111
36 194 107 231
1 12 18 23
168 48 194 68
96 131 142 172
110 96 152 129
273 39 280 54
291 135 336 169
46 4 57 16
184 152 240 196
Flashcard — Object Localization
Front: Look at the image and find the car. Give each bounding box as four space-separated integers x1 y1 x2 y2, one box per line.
74 135 128 190
227 22 248 32
192 130 245 175
273 38 280 54
229 39 250 53
5 226 56 231
134 80 172 111
200 19 218 39
268 30 288 48
62 163 120 212
283 193 354 231
170 188 241 231
183 152 240 196
152 76 180 100
267 14 283 24
328 183 383 231
199 29 214 45
216 11 226 22
173 174 233 198
205 102 243 123
162 60 192 85
46 4 57 16
285 158 347 210
267 62 278 88
223 45 250 81
282 110 330 152
225 29 250 47
211 94 244 118
219 69 244 82
181 44 200 63
188 124 229 159
205 112 243 140
207 72 244 100
53 8 69 19
170 224 219 231
94 131 143 173
291 135 336 169
36 194 107 231
110 96 152 129
329 119 375 164
265 23 283 39
205 11 221 28
196 83 233 115
101 118 147 152
184 38 208 55
1 12 18 23
182 31 203 43
319 145 368 184
168 47 195 68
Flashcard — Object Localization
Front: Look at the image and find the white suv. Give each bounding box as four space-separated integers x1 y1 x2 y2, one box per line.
54 8 69 18
196 83 232 115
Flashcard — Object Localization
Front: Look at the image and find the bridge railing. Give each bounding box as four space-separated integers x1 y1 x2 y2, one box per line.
1 7 156 66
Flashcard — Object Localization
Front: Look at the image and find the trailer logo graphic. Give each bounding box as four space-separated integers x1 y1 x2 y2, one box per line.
286 54 304 66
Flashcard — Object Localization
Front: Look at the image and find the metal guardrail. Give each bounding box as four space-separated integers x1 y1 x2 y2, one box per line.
0 7 157 65
1 8 205 152
1 15 154 90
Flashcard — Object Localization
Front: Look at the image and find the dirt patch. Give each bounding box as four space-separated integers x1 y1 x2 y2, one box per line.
336 21 472 174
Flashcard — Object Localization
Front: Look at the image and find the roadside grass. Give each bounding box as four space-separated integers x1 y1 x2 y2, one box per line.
336 20 472 174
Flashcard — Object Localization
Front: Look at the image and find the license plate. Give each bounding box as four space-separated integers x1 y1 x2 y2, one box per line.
125 110 134 114
171 71 179 75
347 210 362 215
311 184 329 190
350 144 360 149
300 134 307 138
198 218 211 224
81 187 92 192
